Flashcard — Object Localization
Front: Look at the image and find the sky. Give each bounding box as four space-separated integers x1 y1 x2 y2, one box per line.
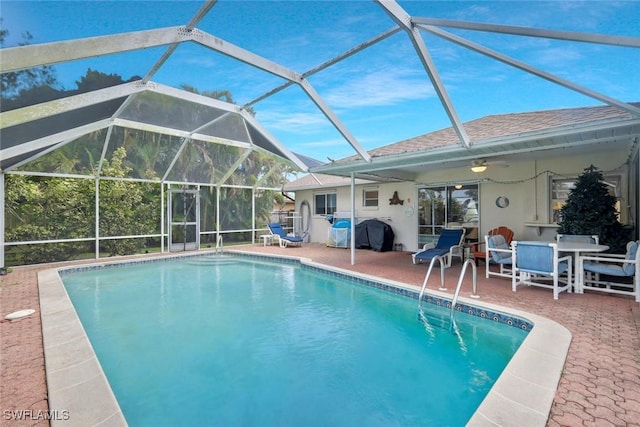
2 0 640 163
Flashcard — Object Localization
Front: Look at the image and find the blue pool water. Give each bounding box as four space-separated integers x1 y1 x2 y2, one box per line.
61 255 528 426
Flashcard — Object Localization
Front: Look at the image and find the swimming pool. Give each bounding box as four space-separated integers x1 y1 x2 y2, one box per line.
57 254 529 426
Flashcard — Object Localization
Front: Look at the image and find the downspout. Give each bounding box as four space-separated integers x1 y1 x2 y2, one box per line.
281 190 295 204
534 159 538 222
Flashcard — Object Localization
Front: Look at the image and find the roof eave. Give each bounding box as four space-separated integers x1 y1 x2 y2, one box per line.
311 116 640 176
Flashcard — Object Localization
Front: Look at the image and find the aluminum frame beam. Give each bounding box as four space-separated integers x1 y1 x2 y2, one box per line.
3 23 371 163
376 0 471 147
0 81 146 128
143 0 218 83
420 25 640 117
1 119 112 163
412 17 640 48
0 27 192 73
0 80 310 171
244 26 402 108
0 81 244 130
240 110 311 171
192 30 371 161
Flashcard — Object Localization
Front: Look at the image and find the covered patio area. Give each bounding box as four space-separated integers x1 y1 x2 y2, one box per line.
1 244 638 425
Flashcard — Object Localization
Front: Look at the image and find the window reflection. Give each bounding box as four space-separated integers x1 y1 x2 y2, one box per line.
418 184 479 245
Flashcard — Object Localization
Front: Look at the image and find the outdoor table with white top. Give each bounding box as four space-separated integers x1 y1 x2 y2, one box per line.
555 241 610 289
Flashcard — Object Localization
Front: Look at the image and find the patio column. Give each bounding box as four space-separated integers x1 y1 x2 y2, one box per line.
95 177 99 259
0 173 4 270
161 182 165 253
351 172 356 265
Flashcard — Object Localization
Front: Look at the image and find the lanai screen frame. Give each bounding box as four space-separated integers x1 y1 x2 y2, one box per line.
0 88 298 266
0 83 305 266
2 0 639 268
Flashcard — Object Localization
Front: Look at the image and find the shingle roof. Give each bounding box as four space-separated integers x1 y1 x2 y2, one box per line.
284 173 376 191
347 102 640 161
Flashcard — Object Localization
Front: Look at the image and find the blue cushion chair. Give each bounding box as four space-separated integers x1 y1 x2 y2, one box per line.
267 223 303 248
511 241 572 300
556 234 600 258
556 234 599 244
485 234 513 279
578 240 640 303
412 228 464 267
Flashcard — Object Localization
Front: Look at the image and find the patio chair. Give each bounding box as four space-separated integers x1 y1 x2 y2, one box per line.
471 226 514 264
267 223 303 248
511 241 572 300
412 228 465 267
556 234 599 244
578 240 640 303
484 234 513 279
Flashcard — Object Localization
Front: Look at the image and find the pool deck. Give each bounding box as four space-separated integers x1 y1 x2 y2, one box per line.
1 243 639 426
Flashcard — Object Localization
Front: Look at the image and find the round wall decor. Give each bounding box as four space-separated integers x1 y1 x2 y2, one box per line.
495 196 510 208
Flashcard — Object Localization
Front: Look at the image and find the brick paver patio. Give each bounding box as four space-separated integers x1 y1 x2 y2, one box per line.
1 243 639 426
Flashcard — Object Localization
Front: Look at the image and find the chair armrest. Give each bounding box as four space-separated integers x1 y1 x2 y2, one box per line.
487 247 512 255
470 241 485 251
580 254 628 263
421 243 435 250
450 243 464 254
558 255 573 264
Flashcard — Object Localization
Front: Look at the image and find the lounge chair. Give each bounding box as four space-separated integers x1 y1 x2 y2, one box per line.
412 228 465 267
578 240 640 303
267 223 303 248
512 241 572 300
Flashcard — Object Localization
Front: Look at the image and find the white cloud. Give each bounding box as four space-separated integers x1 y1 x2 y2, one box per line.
322 67 436 109
527 46 584 68
258 109 329 133
303 138 348 148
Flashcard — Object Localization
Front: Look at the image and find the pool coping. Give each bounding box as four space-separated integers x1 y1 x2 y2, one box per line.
38 250 571 426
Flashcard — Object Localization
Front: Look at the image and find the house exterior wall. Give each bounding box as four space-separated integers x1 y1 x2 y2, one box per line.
295 181 417 251
295 150 630 252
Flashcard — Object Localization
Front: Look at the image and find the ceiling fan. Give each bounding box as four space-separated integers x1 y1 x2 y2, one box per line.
470 159 507 173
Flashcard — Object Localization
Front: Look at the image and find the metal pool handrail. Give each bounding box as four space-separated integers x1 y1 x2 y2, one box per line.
418 255 446 308
450 258 479 324
215 234 224 254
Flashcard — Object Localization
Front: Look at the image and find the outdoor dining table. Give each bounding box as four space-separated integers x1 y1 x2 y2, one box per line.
555 241 610 290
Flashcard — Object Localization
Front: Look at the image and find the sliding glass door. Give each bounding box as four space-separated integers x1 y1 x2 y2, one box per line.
417 184 479 245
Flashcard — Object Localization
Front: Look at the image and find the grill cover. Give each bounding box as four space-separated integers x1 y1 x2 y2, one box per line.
354 219 395 252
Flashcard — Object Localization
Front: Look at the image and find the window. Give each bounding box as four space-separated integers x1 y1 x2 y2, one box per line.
417 184 479 244
362 188 379 208
550 175 621 223
314 192 337 216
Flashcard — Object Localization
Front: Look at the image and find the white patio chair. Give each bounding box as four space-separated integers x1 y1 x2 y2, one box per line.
578 240 640 303
556 234 599 244
485 234 513 279
512 241 572 300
